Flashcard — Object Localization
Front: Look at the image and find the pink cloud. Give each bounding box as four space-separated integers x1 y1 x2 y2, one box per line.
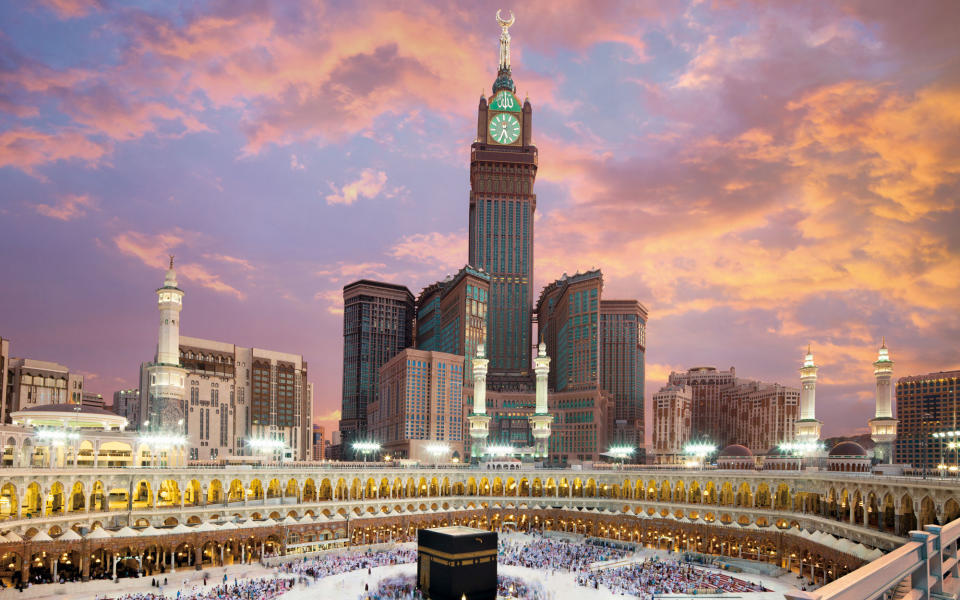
0 128 110 177
325 169 388 206
37 0 102 19
113 229 246 300
33 193 97 221
390 230 467 273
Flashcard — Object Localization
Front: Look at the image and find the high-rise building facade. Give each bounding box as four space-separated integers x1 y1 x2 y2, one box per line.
653 384 692 462
668 367 737 448
727 381 799 452
3 358 84 423
312 424 325 461
81 392 105 410
416 265 489 383
339 280 415 454
894 369 960 471
142 336 313 461
113 388 140 428
536 270 603 391
369 349 465 461
0 337 8 423
468 14 537 376
660 366 799 456
599 299 647 454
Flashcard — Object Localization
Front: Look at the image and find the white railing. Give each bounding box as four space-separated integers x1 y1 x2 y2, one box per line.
786 518 960 600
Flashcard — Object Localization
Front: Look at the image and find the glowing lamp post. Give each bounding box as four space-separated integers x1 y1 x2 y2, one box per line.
425 443 450 465
684 442 716 469
607 445 634 466
485 444 514 458
247 438 287 463
352 441 381 462
138 432 187 468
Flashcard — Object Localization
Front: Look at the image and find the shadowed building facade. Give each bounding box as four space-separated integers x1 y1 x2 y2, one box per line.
894 369 960 472
416 266 489 385
370 349 465 461
600 299 647 457
339 280 415 456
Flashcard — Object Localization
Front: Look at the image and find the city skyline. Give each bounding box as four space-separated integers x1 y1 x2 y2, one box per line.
1 2 958 441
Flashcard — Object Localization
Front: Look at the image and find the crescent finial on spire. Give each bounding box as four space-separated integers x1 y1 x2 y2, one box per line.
169 254 175 269
496 9 515 28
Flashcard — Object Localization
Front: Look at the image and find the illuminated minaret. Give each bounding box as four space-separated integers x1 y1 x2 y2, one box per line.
795 345 823 448
528 342 553 459
144 256 187 435
869 338 898 463
466 344 491 460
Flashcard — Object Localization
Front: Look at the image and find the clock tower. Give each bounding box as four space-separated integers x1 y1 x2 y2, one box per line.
469 10 537 376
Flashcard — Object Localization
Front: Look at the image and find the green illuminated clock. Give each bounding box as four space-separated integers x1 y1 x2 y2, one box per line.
489 113 521 145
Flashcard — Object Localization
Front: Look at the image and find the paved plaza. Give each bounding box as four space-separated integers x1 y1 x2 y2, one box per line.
2 535 811 600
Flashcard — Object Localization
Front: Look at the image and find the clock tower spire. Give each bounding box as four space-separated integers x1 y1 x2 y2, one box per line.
493 9 516 93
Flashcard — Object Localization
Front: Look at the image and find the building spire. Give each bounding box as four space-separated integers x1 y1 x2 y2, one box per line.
493 10 516 94
169 254 175 269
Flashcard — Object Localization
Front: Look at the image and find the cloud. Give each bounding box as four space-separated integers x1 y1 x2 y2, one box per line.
37 0 102 19
390 230 467 273
315 261 389 282
0 129 110 177
325 169 388 206
113 229 246 299
33 193 97 221
314 289 345 315
290 154 305 171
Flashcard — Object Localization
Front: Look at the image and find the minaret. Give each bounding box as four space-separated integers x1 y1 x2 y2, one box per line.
795 345 823 450
869 338 898 464
144 257 187 438
466 344 491 461
529 342 553 459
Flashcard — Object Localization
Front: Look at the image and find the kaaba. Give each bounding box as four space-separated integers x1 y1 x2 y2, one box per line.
417 526 498 600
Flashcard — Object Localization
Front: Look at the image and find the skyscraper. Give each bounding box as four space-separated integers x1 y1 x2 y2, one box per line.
599 299 647 454
668 366 737 447
370 349 465 461
894 369 960 472
536 270 603 391
415 265 490 383
339 280 415 453
468 12 537 376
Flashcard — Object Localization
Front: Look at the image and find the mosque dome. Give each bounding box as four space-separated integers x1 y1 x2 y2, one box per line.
829 441 867 457
719 444 753 458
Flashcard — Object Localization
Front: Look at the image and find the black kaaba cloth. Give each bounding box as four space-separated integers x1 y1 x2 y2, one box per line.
417 526 497 600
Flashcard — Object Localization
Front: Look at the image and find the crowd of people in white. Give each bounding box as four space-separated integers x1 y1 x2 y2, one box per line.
106 534 767 600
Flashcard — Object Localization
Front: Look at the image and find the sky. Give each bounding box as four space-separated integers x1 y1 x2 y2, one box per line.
0 0 958 442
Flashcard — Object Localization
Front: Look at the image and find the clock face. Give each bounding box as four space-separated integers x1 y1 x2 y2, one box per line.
489 113 521 145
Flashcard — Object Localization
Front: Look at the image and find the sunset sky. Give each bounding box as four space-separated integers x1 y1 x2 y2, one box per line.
1 0 958 441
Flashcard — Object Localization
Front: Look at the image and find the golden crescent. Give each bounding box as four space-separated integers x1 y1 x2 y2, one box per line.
496 9 515 28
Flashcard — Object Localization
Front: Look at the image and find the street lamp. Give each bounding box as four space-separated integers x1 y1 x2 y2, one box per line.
352 441 381 462
684 442 716 470
425 443 450 465
607 445 634 466
247 438 287 463
138 432 187 467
